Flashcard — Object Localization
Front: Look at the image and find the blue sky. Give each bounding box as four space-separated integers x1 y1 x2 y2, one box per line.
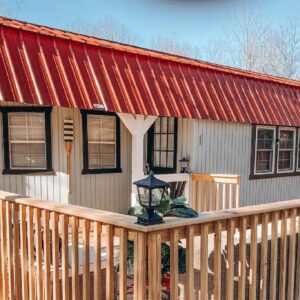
1 0 300 50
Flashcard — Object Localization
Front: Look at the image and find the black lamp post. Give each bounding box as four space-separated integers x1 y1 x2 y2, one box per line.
179 157 190 173
133 171 168 225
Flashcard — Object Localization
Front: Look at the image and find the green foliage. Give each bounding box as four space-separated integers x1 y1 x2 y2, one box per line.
127 206 146 216
161 243 186 274
116 240 186 276
164 196 198 218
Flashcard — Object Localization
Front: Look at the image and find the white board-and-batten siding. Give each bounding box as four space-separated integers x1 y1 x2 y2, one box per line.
178 118 300 206
0 103 132 214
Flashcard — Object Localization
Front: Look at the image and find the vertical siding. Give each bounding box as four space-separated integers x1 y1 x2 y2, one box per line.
187 119 300 206
0 104 131 213
1 103 298 210
69 108 131 214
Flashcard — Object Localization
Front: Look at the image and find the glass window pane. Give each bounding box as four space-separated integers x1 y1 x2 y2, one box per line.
88 143 115 168
154 151 160 166
9 112 47 170
278 150 293 171
160 134 167 151
87 115 116 142
10 146 46 169
167 152 174 168
257 128 274 150
160 152 167 168
161 117 168 134
256 150 273 173
9 113 45 141
168 135 174 151
154 134 160 151
168 118 175 133
101 154 115 167
88 154 101 168
279 130 294 150
87 115 116 169
28 155 46 168
154 118 161 133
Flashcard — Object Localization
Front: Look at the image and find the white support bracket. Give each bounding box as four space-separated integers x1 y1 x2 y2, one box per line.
117 113 157 206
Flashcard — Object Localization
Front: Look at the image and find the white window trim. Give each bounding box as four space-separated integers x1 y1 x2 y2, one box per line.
254 126 276 175
277 127 296 174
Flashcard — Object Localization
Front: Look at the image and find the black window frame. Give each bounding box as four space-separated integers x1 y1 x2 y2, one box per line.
81 110 122 174
1 106 53 175
147 117 178 174
250 124 300 179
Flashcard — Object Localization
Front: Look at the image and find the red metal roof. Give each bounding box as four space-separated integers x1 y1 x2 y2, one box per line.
1 16 300 126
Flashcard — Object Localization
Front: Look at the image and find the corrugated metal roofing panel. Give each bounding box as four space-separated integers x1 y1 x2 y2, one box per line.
0 17 300 126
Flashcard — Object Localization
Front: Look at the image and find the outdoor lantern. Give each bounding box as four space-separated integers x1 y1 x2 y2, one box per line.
179 157 190 173
133 171 168 225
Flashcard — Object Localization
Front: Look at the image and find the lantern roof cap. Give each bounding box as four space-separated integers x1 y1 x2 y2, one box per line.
133 171 168 189
179 157 189 162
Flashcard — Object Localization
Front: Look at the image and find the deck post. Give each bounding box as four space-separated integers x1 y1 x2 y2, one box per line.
117 113 157 206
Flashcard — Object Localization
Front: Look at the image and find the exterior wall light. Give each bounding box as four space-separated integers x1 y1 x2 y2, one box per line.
179 157 190 173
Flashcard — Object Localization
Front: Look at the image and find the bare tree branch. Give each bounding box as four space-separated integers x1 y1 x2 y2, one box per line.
206 4 300 79
151 36 202 59
69 17 141 45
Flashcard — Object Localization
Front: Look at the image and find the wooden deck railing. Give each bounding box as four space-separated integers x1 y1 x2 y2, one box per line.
190 173 240 212
0 190 300 299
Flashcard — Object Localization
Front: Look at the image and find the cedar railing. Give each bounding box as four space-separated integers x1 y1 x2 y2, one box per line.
190 173 240 212
1 190 300 299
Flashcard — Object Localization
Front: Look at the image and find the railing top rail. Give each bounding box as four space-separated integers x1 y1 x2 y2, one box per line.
2 195 144 232
191 173 240 179
2 190 300 234
191 173 240 184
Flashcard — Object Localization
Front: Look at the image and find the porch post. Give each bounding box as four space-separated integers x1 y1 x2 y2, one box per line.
117 113 157 206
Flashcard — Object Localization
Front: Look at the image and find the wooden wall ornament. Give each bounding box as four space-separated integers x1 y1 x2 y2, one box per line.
64 119 74 194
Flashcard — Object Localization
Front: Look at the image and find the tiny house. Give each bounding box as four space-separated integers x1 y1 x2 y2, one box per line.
0 17 300 214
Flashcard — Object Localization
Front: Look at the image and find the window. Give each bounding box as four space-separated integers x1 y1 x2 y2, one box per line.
147 117 178 174
251 125 299 179
277 128 296 173
2 107 52 174
254 127 276 174
81 110 121 174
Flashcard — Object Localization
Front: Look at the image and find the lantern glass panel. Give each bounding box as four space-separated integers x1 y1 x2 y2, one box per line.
137 187 150 207
150 187 165 207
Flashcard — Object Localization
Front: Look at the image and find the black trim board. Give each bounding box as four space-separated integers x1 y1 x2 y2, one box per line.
81 110 122 174
1 106 53 174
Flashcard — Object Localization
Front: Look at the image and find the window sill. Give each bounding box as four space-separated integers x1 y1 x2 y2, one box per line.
249 172 300 180
2 169 55 175
81 167 123 175
151 168 177 175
